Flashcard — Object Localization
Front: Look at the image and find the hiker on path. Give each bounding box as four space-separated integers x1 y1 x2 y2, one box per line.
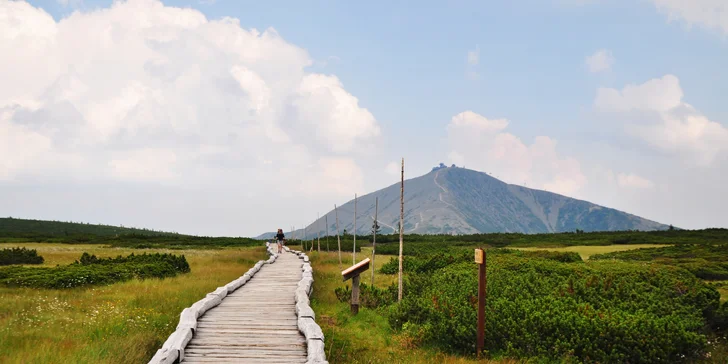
275 228 285 253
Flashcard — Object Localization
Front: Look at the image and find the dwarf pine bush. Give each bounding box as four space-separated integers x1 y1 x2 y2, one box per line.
0 252 190 289
0 247 44 265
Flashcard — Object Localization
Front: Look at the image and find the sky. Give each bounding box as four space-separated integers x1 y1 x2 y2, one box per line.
1 0 727 236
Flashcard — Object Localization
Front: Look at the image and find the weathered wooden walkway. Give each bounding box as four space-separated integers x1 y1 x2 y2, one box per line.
150 244 326 364
182 251 306 363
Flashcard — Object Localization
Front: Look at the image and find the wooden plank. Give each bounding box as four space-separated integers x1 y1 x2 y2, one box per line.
342 258 370 281
190 338 304 345
177 251 311 362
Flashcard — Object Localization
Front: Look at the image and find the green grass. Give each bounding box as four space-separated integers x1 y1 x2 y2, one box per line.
0 243 267 363
590 244 728 281
709 282 728 302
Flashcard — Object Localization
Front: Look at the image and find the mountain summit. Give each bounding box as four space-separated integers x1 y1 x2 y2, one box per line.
256 165 667 239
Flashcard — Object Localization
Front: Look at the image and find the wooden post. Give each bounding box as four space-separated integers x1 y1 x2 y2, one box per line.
353 193 357 265
342 258 369 316
317 212 321 252
351 275 360 314
475 248 487 358
398 158 404 302
309 219 314 252
335 204 342 270
325 214 330 252
371 197 378 286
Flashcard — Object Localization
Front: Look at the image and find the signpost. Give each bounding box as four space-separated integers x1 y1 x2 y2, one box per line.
341 258 370 315
475 248 486 358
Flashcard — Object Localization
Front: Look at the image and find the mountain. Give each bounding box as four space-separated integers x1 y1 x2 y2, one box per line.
255 165 668 239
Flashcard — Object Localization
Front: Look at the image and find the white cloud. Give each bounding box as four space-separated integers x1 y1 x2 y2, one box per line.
448 111 508 133
308 157 365 196
585 49 614 72
595 74 682 112
0 0 382 234
293 74 380 153
595 74 728 166
385 161 400 176
448 151 465 167
649 0 728 34
109 148 178 182
617 173 655 189
446 111 587 196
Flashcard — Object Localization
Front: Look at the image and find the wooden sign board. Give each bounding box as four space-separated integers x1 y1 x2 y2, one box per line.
474 249 484 264
342 258 370 281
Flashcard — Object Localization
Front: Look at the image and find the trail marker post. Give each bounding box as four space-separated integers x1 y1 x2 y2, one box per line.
475 247 486 358
341 258 370 315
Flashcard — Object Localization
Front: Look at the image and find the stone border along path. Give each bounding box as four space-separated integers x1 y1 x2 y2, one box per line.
148 243 327 364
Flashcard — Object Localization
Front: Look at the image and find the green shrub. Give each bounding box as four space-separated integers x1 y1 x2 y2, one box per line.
334 282 398 309
0 252 190 289
524 250 583 263
0 247 44 265
75 252 190 273
388 254 719 363
379 256 426 275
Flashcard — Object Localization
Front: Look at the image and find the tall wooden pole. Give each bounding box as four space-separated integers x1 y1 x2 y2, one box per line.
398 158 404 302
353 193 357 265
304 223 307 251
371 197 378 286
317 212 321 252
476 248 487 357
325 214 329 252
335 204 342 270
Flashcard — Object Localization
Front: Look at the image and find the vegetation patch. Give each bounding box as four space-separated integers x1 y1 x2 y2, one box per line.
0 252 190 289
387 252 724 363
591 244 728 280
0 247 44 265
0 243 267 364
363 228 728 256
335 282 398 309
0 217 260 249
379 250 582 275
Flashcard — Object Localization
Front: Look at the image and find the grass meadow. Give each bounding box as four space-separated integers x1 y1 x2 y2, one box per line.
510 244 671 259
2 239 725 363
0 243 266 363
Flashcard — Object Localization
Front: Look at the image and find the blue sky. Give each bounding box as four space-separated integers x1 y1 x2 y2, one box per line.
1 0 727 235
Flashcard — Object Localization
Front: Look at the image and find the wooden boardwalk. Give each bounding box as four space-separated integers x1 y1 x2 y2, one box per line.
182 251 307 363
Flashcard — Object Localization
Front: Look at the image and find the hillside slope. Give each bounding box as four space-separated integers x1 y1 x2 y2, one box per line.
0 217 177 238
